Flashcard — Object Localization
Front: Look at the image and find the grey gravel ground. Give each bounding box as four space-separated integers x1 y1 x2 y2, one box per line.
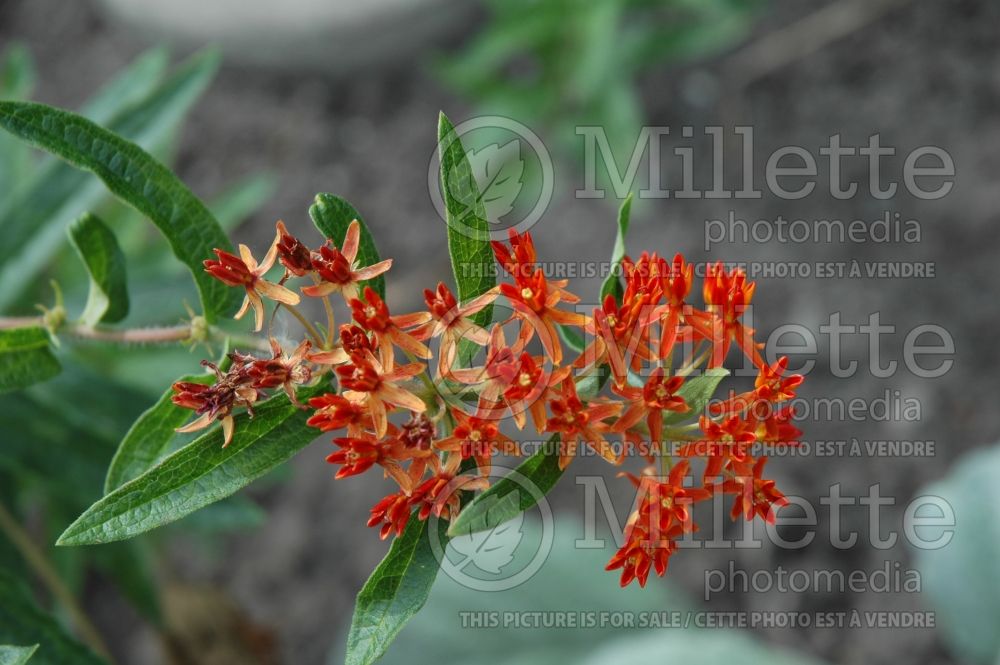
1 0 998 663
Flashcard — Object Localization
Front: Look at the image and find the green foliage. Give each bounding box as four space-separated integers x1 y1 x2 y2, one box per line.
599 192 633 302
67 213 129 326
310 194 386 300
0 571 106 665
58 384 325 546
103 373 213 493
914 444 1000 664
662 367 728 427
449 435 562 537
0 328 60 395
0 52 238 322
437 0 762 190
438 112 496 329
345 517 447 665
0 644 38 665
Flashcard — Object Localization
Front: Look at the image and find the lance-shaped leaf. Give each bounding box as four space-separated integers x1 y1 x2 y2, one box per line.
448 435 562 537
437 112 495 329
0 645 38 665
662 367 728 427
0 571 106 665
0 328 60 395
309 194 386 300
0 48 185 311
345 516 445 665
0 53 239 322
599 192 633 303
67 213 129 326
103 372 213 494
57 384 325 546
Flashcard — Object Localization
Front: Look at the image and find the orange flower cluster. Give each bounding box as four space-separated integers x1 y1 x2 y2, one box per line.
176 222 805 588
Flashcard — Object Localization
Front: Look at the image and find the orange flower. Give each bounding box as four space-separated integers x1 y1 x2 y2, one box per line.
274 220 314 276
544 379 622 470
413 454 489 521
710 355 804 416
203 235 300 331
245 337 313 406
702 262 764 368
492 230 587 364
172 358 260 447
307 393 372 436
335 350 427 437
368 490 419 539
576 291 659 386
301 220 392 302
434 409 519 476
326 433 414 493
721 456 788 523
350 287 431 368
680 414 757 481
612 368 688 444
416 282 496 377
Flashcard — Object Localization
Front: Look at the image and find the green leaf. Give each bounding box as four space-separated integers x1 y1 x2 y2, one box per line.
0 52 239 322
662 367 728 427
210 172 277 233
67 213 129 326
0 43 36 195
914 443 1000 664
0 570 106 665
309 194 386 300
448 435 562 537
0 47 174 311
437 112 495 329
558 324 586 355
345 516 445 665
103 372 213 494
0 328 60 395
57 383 325 546
0 645 38 665
599 192 633 303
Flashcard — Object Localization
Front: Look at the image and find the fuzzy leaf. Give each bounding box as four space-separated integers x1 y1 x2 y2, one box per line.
103 372 213 494
0 570 106 665
67 213 129 326
599 192 633 303
0 52 239 322
448 434 562 537
0 645 38 665
662 367 728 427
0 328 60 395
309 194 386 300
57 384 325 546
437 113 495 329
345 516 445 665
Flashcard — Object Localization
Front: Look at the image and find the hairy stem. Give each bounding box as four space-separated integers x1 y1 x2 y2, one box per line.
0 502 115 663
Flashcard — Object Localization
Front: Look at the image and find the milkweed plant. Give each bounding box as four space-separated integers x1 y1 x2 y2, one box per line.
0 67 803 665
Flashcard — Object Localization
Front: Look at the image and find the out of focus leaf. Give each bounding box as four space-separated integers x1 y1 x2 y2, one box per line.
449 435 562 537
0 570 106 665
437 113 495 330
309 194 386 300
914 443 1000 664
0 43 36 194
67 213 129 326
0 644 38 665
345 517 445 665
0 328 60 395
57 384 325 545
0 47 170 310
0 52 236 320
599 192 632 302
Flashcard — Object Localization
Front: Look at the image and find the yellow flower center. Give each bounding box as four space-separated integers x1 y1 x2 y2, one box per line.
520 287 534 300
469 430 482 442
364 306 377 319
518 372 533 387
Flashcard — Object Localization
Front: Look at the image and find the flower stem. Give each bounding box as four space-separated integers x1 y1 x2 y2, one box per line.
0 501 115 664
